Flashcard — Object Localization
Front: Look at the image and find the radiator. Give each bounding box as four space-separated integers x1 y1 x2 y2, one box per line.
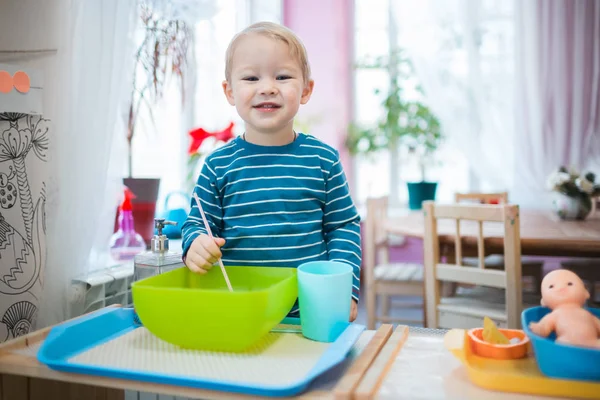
69 261 135 318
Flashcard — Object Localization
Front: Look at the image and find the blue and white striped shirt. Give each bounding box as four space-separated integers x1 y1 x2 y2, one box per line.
182 133 362 309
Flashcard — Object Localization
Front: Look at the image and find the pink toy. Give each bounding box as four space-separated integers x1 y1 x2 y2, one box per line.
529 269 600 349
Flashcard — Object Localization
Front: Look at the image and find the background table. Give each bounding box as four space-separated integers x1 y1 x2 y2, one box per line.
384 209 600 258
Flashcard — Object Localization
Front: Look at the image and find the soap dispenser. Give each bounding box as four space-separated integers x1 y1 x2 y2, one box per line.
133 218 185 282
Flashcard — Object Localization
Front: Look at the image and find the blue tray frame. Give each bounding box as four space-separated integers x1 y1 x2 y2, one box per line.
37 307 365 397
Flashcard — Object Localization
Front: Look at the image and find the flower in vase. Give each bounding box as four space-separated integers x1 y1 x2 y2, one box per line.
576 176 594 194
546 171 571 191
548 166 600 220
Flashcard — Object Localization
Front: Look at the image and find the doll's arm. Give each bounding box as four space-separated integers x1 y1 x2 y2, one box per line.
529 312 556 337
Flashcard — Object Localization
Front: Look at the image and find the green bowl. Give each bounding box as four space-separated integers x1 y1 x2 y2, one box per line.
131 266 298 352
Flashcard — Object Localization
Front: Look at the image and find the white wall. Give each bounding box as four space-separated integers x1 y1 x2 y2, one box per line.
0 0 69 330
0 0 65 124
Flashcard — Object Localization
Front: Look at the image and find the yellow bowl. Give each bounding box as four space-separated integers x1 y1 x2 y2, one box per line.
131 266 298 352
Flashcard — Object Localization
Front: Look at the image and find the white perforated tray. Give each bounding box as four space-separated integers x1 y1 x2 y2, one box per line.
71 326 330 386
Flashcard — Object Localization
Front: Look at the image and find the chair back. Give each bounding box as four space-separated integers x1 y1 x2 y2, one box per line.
365 196 390 274
455 192 508 204
422 200 522 328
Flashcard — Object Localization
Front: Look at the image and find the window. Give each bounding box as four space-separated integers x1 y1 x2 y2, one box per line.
130 0 282 213
352 0 514 207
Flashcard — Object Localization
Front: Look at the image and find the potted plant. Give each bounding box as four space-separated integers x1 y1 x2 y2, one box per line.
122 3 192 243
546 166 600 220
346 50 443 209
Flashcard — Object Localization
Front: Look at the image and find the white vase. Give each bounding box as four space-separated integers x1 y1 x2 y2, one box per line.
551 192 592 220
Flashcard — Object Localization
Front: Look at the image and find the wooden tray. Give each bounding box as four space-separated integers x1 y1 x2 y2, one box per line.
0 305 409 399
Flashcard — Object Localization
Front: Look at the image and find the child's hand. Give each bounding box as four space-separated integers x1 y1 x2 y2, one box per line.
185 234 226 274
350 299 358 322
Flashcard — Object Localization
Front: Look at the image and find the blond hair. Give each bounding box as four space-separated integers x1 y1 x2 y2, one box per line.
225 21 311 85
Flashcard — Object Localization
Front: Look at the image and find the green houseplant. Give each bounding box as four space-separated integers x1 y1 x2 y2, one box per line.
346 50 443 209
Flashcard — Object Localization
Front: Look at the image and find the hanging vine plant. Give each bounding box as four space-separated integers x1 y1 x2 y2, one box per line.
126 3 193 178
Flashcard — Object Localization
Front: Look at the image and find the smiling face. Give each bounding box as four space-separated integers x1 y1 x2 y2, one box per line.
540 269 590 309
222 33 314 143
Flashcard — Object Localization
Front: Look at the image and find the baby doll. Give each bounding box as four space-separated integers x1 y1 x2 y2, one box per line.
529 269 600 349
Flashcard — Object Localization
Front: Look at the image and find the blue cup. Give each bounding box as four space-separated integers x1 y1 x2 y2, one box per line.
297 260 353 342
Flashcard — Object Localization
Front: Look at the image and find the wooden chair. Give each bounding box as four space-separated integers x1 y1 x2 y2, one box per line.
455 192 508 204
455 192 544 294
365 196 424 330
423 201 525 329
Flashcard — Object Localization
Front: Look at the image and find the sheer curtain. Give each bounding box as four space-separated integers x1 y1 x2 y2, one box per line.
392 0 515 193
130 0 219 211
142 0 219 24
38 0 138 328
392 0 600 208
513 0 600 207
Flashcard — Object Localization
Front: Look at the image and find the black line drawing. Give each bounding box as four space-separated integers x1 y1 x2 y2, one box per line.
0 113 48 243
0 197 45 295
27 288 39 302
2 300 37 338
0 113 48 297
0 166 17 209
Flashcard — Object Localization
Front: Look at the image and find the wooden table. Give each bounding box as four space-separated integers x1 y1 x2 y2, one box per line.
0 306 407 400
375 327 571 400
0 309 568 399
384 208 600 258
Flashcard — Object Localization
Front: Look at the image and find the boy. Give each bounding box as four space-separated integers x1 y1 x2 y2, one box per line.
181 21 361 321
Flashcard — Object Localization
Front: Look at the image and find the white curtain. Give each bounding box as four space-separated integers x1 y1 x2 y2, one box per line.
513 0 600 207
142 0 219 25
38 0 138 327
393 0 600 208
392 0 515 193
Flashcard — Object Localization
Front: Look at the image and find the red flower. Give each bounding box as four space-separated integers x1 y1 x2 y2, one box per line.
188 122 235 155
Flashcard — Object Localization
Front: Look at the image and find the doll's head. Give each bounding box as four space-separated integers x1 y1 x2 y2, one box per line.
540 269 589 309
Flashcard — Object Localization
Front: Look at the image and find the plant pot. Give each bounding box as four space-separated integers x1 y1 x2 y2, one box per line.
115 178 161 246
551 192 592 220
407 181 438 210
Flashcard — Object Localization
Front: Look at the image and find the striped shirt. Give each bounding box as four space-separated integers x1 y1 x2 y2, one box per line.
181 133 362 312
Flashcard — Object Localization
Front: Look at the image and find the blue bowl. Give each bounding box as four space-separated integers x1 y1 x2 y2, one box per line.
522 306 600 382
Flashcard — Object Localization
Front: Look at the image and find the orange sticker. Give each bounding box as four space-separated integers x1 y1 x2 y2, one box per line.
13 71 30 93
0 70 31 94
0 70 11 93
